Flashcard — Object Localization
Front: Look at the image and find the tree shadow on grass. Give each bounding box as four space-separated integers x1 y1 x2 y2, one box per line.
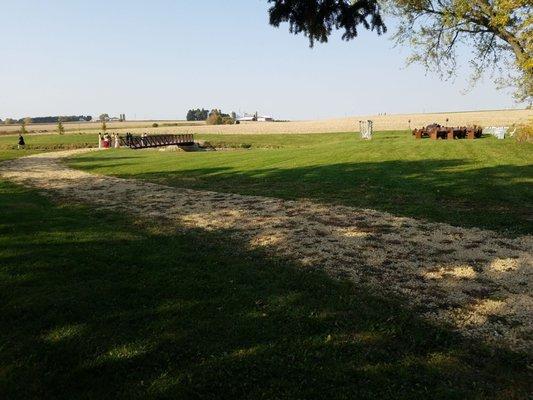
76 157 533 235
0 181 530 399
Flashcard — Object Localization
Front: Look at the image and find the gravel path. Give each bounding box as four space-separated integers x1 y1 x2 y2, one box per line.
1 149 532 352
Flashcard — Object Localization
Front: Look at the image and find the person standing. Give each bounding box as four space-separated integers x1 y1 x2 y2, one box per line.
18 134 25 149
98 133 103 149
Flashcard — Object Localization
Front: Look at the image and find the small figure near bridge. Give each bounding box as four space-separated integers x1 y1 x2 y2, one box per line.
18 134 25 150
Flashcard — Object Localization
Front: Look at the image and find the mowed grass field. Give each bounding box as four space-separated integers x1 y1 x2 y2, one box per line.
68 131 533 235
1 131 532 398
0 132 97 150
0 148 531 399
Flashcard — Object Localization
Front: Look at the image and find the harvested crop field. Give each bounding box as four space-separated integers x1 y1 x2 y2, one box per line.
2 150 531 353
119 109 532 135
0 120 203 135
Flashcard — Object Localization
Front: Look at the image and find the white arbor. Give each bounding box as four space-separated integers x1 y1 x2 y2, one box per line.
359 120 373 140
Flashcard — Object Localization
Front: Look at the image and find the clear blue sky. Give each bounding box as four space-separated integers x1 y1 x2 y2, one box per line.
0 0 524 121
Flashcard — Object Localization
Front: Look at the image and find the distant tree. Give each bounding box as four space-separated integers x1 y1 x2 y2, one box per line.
200 109 209 120
20 120 28 135
222 116 235 125
388 0 532 101
231 111 237 120
57 117 65 135
186 108 209 121
206 109 223 125
19 115 91 124
23 117 32 125
101 120 107 132
85 115 93 122
99 113 109 122
4 118 13 125
206 109 235 125
267 0 386 47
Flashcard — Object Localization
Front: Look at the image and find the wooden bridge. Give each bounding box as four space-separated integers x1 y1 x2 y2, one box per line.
119 134 194 149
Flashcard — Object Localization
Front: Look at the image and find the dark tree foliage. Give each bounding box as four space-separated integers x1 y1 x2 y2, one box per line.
186 108 209 121
267 0 531 100
268 0 386 47
11 115 92 124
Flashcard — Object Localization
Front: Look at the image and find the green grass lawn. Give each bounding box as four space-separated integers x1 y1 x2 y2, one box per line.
68 131 533 234
0 177 530 399
0 132 97 150
0 131 341 151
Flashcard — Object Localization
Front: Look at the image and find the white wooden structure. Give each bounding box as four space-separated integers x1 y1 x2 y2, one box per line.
483 126 508 139
359 120 373 140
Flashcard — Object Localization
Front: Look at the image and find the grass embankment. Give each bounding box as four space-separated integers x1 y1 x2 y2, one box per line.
0 133 97 151
0 131 321 151
0 171 530 399
69 131 533 234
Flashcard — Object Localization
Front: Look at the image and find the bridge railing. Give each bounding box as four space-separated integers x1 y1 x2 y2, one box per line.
119 134 194 149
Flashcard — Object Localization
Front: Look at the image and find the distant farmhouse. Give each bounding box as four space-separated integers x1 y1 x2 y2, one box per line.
236 112 273 122
106 114 127 122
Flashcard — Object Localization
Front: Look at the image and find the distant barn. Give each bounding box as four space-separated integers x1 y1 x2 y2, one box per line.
236 113 273 122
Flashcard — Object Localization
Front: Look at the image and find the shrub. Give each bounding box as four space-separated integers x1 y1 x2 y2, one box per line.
152 123 159 128
57 119 65 135
206 111 223 125
515 124 532 143
206 109 235 125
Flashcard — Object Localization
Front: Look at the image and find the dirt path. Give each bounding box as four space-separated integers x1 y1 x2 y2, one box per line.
1 150 531 352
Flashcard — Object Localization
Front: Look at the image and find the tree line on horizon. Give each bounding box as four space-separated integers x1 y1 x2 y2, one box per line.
1 115 92 125
186 108 237 125
186 108 209 121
